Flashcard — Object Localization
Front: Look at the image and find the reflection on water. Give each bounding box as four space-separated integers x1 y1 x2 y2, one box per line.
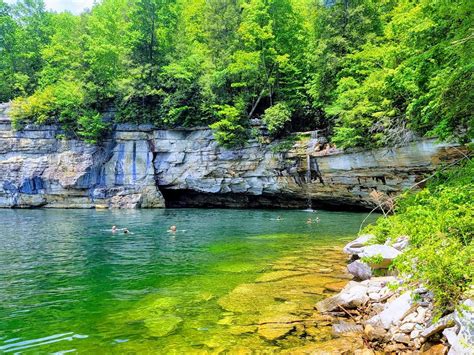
0 209 377 353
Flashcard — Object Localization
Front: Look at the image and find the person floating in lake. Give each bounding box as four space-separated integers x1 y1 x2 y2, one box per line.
276 216 282 221
306 218 312 224
316 217 320 223
168 225 177 233
111 225 117 233
123 228 130 234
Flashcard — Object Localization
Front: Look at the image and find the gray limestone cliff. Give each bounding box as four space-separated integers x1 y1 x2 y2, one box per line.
0 103 162 209
0 103 466 209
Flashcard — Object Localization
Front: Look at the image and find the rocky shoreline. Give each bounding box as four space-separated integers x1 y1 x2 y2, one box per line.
317 234 473 354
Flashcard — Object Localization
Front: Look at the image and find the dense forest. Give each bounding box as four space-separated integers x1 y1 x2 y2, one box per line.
1 0 472 146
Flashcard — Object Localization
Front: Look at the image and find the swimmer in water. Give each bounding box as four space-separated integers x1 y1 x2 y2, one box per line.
169 225 177 233
112 225 117 233
123 228 130 234
316 217 320 223
276 216 282 221
306 218 312 224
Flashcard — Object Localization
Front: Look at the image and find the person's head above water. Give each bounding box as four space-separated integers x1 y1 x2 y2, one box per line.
112 225 117 232
169 225 177 232
123 228 129 234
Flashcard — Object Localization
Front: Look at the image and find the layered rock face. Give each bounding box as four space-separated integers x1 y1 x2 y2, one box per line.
0 103 466 209
0 104 163 208
152 129 465 209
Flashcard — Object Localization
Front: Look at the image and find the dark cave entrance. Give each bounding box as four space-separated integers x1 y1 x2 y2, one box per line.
159 188 370 211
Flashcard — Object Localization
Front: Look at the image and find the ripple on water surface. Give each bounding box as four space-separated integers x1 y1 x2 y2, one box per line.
0 209 377 353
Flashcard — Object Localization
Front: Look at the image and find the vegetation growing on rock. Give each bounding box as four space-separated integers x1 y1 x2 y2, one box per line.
364 158 474 312
1 0 472 146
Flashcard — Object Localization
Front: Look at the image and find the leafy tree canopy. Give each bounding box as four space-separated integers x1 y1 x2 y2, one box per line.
1 0 472 147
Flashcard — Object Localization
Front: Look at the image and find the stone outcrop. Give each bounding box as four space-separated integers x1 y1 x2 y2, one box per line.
320 234 474 353
0 103 164 208
0 102 468 209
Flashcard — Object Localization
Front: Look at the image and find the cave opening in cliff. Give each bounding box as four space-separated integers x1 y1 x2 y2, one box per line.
160 188 370 211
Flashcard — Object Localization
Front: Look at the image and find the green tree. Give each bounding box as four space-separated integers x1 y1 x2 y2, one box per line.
0 0 51 101
306 0 385 128
82 0 133 105
329 0 473 148
116 0 178 123
3 0 472 147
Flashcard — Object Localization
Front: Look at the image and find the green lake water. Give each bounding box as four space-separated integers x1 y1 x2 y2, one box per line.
0 209 376 354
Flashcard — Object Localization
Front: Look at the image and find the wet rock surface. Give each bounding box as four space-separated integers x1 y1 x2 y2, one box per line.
213 246 369 352
110 243 370 353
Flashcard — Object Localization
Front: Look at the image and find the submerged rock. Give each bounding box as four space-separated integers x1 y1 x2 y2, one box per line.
255 270 307 283
144 315 183 337
257 317 296 341
324 280 348 293
281 337 365 354
317 281 369 312
364 324 388 341
422 343 449 354
229 325 257 335
332 321 364 336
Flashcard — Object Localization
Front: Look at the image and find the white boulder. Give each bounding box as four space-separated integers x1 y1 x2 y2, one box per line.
347 260 372 280
444 299 474 355
317 281 369 312
343 234 376 255
367 292 413 330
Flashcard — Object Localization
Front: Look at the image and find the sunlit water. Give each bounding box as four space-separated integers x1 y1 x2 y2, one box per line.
0 209 376 353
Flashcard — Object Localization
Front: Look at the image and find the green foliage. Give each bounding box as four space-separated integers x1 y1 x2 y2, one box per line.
77 111 110 144
360 254 384 265
328 0 474 148
0 0 52 101
262 102 291 136
364 159 474 312
11 79 110 142
1 0 472 147
11 80 85 127
209 105 248 148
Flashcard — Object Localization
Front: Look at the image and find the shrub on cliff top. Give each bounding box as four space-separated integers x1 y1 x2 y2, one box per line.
262 102 292 137
363 158 474 312
209 105 249 148
11 80 85 128
11 80 108 143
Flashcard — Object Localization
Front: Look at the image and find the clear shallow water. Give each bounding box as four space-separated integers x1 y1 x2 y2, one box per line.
0 209 376 353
